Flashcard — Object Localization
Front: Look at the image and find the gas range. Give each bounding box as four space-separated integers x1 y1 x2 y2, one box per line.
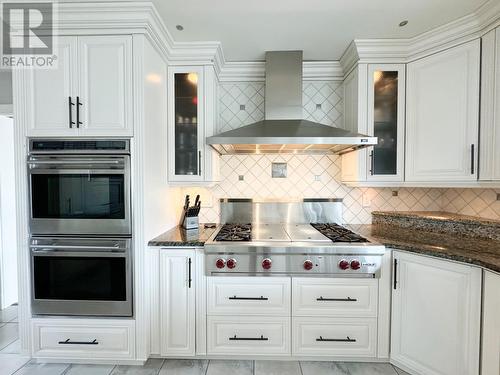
204 222 385 278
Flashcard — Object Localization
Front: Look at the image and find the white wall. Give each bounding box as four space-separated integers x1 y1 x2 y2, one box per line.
0 115 18 308
0 71 12 105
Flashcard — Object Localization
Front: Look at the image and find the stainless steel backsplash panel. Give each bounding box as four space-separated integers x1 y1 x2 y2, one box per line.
220 198 343 224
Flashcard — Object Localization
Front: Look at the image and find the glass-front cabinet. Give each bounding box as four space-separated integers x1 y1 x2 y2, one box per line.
168 67 204 182
167 66 219 184
366 64 405 182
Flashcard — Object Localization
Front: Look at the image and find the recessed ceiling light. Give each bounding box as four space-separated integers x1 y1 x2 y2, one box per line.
399 20 408 27
176 24 184 31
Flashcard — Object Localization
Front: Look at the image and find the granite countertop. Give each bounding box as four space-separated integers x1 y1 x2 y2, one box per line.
350 223 500 273
148 224 217 247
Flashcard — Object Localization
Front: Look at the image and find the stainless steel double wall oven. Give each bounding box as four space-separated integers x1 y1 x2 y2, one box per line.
28 139 133 317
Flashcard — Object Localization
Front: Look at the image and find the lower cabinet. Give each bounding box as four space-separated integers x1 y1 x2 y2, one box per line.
292 317 377 357
481 271 500 375
159 250 196 356
31 318 135 360
205 276 380 358
207 315 290 355
391 251 482 375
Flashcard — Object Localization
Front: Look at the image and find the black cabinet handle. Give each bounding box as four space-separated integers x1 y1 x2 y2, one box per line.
369 150 374 175
316 336 356 342
228 296 269 301
58 338 98 345
470 144 475 175
229 335 268 341
68 97 75 128
198 151 202 176
316 296 357 302
188 257 192 288
76 96 83 128
393 259 398 290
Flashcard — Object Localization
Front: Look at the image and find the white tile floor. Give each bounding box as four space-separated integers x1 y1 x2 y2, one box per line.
0 306 411 375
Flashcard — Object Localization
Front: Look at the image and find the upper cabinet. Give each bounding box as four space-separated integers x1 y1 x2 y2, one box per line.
26 35 133 137
167 65 219 184
405 40 480 182
341 64 405 183
367 65 406 182
479 27 500 181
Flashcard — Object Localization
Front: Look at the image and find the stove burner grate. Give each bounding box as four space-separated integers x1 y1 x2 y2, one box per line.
214 223 252 241
311 223 369 243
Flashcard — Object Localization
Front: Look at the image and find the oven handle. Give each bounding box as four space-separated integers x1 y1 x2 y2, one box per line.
31 249 127 257
28 160 124 169
31 244 127 251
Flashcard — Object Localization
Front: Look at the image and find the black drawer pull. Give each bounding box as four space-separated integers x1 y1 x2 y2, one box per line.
229 335 268 341
228 295 269 301
316 336 356 342
58 338 98 345
316 296 357 302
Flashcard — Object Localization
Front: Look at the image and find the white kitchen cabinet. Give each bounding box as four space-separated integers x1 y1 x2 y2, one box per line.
479 27 500 181
341 64 405 184
207 315 291 356
26 36 78 136
26 35 133 137
167 65 219 184
292 316 377 357
160 250 196 356
77 35 133 136
391 251 481 375
405 40 480 182
31 318 135 361
481 271 500 375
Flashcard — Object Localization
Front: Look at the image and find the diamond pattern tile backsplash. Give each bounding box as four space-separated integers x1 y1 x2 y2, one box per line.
183 81 500 224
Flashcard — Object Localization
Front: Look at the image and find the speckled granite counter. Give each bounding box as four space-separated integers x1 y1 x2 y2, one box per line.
373 211 500 241
349 223 500 273
148 224 217 247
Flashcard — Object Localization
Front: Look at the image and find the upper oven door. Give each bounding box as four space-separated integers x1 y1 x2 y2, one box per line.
28 155 131 236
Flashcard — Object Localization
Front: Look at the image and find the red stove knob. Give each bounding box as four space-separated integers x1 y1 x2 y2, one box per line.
350 259 361 270
303 260 314 270
262 258 272 270
215 258 226 269
338 259 350 270
226 258 237 269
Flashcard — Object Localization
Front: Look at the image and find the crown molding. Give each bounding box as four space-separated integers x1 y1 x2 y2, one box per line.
346 0 500 67
217 61 343 82
56 0 499 83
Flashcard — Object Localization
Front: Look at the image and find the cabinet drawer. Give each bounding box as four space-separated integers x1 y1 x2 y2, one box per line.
292 278 378 317
293 317 377 357
32 319 135 359
207 316 290 355
208 277 290 316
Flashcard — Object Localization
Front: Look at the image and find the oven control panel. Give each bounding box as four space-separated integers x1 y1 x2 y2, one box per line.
206 253 382 277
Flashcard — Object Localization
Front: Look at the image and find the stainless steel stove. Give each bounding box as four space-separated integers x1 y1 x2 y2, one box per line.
205 199 385 278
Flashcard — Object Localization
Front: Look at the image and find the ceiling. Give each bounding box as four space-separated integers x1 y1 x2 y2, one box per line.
152 0 487 61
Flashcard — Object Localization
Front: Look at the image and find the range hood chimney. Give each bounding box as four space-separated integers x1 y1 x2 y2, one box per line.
207 51 377 155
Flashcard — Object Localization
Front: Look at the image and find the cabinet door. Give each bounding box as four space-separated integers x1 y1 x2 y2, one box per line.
366 64 405 182
167 66 205 183
481 271 500 375
27 36 78 136
405 40 480 181
391 251 481 375
77 35 133 136
479 27 500 181
160 251 195 356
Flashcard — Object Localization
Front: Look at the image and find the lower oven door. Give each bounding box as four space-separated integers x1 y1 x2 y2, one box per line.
30 237 133 317
28 155 131 236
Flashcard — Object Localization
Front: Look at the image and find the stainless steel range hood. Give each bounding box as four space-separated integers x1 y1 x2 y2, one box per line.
207 51 377 155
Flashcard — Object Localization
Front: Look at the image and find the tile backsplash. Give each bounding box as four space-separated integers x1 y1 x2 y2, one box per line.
184 81 500 224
